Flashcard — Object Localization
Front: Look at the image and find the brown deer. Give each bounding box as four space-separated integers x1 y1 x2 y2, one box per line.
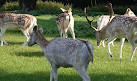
0 13 37 47
97 8 136 47
28 26 94 81
84 6 137 61
56 8 75 39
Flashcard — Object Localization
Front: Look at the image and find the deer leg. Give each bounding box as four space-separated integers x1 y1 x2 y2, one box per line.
0 28 8 46
50 64 58 81
127 37 136 61
107 43 112 57
21 29 29 47
110 38 116 46
119 38 125 58
111 41 114 46
106 36 116 57
58 27 63 37
60 31 63 38
102 40 105 47
74 65 91 81
50 69 53 81
69 27 75 39
63 29 68 38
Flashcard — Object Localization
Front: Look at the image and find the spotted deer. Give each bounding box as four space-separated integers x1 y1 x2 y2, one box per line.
85 7 137 61
97 8 136 47
56 8 75 39
0 13 37 47
28 26 94 81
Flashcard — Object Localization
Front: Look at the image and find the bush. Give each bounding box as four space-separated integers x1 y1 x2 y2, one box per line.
15 8 62 16
87 5 108 13
2 1 19 11
87 4 137 15
2 0 72 11
2 1 137 16
36 0 72 10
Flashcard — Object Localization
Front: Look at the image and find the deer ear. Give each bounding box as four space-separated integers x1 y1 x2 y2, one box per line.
33 26 38 32
60 8 66 12
39 28 43 34
127 8 131 12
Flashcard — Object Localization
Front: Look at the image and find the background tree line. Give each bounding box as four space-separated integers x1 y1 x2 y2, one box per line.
0 0 137 11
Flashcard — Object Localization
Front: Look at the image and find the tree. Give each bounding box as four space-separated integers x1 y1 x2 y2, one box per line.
19 0 37 11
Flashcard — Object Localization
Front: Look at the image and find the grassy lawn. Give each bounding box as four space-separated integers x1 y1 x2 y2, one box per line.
0 14 137 81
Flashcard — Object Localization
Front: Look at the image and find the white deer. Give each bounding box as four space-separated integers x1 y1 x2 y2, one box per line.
28 26 94 81
85 8 137 61
97 8 136 47
56 8 75 39
0 13 37 47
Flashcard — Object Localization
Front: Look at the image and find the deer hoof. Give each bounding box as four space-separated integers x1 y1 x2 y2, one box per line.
110 54 113 57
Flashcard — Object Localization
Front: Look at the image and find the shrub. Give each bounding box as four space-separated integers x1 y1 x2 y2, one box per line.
36 0 72 10
87 4 137 15
2 1 19 11
87 5 108 13
2 0 72 11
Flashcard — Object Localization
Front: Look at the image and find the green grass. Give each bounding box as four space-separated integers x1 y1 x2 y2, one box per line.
0 14 137 81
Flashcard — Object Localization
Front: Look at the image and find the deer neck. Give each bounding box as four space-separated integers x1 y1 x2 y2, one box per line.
36 31 49 51
66 12 71 25
98 26 108 40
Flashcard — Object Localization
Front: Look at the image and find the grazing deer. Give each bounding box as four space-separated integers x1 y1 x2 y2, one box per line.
97 8 136 47
28 26 94 81
0 13 37 47
56 8 75 39
85 8 137 61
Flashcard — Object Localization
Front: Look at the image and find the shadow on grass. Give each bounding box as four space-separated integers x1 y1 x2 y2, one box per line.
0 69 49 81
13 51 44 57
7 41 23 45
6 29 22 34
0 68 137 81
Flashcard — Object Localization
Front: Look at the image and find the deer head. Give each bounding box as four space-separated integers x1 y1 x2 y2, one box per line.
84 8 102 46
84 3 114 46
124 8 136 16
28 26 43 46
60 8 72 16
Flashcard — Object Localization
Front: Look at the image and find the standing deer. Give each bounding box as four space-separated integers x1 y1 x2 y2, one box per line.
0 13 37 47
56 8 75 39
97 8 136 47
85 8 137 61
28 26 94 81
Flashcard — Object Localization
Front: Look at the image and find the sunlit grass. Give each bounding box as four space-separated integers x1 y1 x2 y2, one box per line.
0 14 137 81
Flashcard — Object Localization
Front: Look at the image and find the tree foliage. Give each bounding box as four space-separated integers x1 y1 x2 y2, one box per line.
0 0 18 7
1 0 137 10
19 0 37 10
46 0 137 9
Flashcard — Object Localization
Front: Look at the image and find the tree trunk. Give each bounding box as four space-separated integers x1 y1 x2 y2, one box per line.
19 0 37 11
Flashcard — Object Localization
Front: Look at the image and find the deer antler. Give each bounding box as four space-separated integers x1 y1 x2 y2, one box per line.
84 8 97 31
105 3 114 22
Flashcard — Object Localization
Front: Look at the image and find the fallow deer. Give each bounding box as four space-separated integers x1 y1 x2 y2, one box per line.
0 13 37 47
28 26 94 81
97 8 136 47
85 7 137 61
56 8 75 39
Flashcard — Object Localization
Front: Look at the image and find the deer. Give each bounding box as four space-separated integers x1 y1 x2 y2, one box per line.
56 8 75 39
0 13 37 47
84 4 137 61
28 26 94 81
97 8 136 47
